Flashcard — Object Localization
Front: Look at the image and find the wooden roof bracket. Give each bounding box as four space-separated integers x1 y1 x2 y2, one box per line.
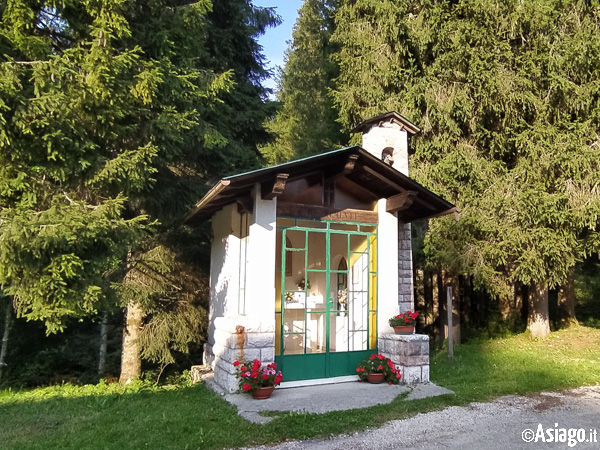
236 195 253 214
363 166 406 191
386 191 418 213
261 173 289 200
325 153 359 183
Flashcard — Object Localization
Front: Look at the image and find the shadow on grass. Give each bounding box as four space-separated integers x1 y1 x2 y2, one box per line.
2 327 599 450
430 326 600 403
0 383 272 450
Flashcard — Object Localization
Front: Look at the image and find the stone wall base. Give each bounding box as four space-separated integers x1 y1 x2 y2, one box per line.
378 333 429 384
204 316 275 393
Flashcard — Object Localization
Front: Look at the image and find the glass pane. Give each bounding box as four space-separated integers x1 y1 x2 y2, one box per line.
283 334 304 355
307 231 326 271
296 219 327 229
306 272 327 308
275 312 282 356
350 234 369 254
285 229 306 250
349 252 369 293
348 330 368 351
330 222 359 232
276 217 295 227
369 311 377 349
330 233 348 270
359 225 377 233
348 289 368 332
329 311 349 352
283 230 306 293
306 312 326 353
284 291 306 316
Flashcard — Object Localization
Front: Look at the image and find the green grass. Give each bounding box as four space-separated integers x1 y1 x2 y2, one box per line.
1 326 599 450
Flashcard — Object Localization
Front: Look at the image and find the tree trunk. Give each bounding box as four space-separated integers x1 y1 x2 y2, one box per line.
499 290 511 320
436 267 444 342
423 267 434 333
98 310 109 378
119 302 144 384
527 282 550 339
460 275 471 327
0 302 13 383
520 283 529 325
558 266 577 325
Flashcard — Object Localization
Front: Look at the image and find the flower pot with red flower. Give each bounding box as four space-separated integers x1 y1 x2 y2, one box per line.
356 353 402 385
233 359 283 399
389 310 418 334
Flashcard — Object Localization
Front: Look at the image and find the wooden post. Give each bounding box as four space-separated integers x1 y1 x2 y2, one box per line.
447 285 454 364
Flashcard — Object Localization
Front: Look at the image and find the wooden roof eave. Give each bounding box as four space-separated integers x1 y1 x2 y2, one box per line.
183 179 231 224
183 147 457 225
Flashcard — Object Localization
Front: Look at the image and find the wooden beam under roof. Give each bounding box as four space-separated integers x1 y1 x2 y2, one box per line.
386 191 418 213
262 173 289 200
362 166 406 192
325 153 359 182
277 202 378 224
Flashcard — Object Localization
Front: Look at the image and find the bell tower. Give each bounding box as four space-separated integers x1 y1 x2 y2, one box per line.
352 112 420 313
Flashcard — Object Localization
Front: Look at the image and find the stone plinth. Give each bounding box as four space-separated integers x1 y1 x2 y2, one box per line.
204 316 275 393
378 333 429 384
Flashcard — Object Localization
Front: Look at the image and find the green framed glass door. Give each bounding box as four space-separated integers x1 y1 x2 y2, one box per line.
275 219 378 382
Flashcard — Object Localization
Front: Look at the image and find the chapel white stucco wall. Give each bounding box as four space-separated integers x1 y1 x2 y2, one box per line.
205 202 243 362
376 198 400 334
204 185 278 393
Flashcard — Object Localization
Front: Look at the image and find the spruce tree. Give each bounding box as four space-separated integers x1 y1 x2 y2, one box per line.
331 0 600 338
0 0 278 381
260 0 344 164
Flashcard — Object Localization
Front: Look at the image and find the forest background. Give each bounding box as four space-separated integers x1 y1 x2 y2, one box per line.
0 0 599 387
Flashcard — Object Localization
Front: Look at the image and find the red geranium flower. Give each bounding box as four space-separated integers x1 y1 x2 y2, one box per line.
242 383 251 391
252 359 260 371
251 371 259 378
240 366 247 372
378 365 383 370
378 354 384 360
233 360 240 367
263 374 269 380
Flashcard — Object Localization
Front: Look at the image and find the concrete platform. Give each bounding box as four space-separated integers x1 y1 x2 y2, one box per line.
206 376 453 424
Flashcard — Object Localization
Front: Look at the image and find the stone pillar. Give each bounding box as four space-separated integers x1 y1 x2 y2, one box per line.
398 222 414 312
210 317 276 393
379 333 430 384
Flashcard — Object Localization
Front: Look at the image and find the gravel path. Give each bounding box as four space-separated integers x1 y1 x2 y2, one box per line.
249 385 600 450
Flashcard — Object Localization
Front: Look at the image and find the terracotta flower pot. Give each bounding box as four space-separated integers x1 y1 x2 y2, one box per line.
393 325 415 335
251 385 275 400
366 373 385 384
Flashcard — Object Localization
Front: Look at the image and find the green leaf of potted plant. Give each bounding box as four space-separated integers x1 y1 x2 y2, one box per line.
233 359 283 399
356 353 402 384
389 310 418 334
